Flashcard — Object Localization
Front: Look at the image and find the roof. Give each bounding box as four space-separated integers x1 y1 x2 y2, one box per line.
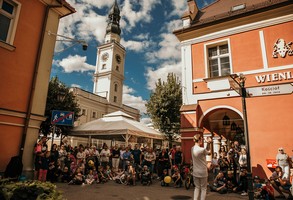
192 0 289 26
71 111 164 140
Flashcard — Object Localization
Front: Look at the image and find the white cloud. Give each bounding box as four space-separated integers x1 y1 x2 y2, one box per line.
145 61 182 90
71 84 82 88
120 38 153 52
133 33 150 40
120 0 160 32
169 0 187 17
122 85 147 114
145 33 180 63
57 55 95 73
140 117 152 125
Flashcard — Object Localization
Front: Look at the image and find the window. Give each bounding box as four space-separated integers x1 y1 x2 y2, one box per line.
81 109 86 115
116 65 119 71
114 83 118 92
102 64 106 69
0 0 20 46
92 112 96 118
208 44 231 78
114 96 117 103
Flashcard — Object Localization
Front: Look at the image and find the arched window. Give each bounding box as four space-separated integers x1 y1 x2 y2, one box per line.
114 96 117 103
116 66 119 71
114 83 118 92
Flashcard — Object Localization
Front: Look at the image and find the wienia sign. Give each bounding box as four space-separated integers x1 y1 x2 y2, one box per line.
255 71 293 83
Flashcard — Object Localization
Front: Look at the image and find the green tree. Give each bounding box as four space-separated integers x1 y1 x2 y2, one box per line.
39 77 80 139
146 73 182 147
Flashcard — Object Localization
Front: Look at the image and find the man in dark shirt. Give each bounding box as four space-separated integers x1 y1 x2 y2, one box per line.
131 144 141 165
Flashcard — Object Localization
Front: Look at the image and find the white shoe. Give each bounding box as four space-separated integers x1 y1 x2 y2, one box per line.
241 192 248 196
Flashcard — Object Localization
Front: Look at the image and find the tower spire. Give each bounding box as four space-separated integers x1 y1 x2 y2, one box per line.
106 0 121 36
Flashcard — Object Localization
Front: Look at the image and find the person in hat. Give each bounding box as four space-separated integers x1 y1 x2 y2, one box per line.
276 147 290 179
253 175 263 198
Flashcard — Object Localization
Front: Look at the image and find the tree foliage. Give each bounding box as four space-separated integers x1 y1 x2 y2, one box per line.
146 73 182 145
39 77 80 137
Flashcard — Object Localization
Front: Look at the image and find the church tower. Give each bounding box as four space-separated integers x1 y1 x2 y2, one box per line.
93 0 125 106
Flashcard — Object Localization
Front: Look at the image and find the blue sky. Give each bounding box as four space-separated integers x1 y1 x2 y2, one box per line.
51 0 215 123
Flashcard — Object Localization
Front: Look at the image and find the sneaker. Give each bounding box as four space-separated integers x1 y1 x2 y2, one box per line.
241 192 248 196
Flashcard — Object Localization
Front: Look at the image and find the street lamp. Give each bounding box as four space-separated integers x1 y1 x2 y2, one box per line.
47 31 88 53
229 73 254 200
51 91 66 146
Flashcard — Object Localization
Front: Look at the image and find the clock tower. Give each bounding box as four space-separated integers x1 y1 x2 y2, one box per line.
93 0 125 106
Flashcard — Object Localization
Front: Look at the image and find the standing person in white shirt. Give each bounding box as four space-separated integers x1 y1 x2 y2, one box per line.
192 134 212 200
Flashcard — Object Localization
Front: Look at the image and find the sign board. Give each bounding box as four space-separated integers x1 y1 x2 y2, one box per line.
228 76 241 95
247 83 293 97
51 110 74 126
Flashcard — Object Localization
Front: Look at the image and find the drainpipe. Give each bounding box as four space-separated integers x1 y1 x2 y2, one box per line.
19 1 65 158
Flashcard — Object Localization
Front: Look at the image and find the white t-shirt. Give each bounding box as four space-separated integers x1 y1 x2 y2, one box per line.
192 145 208 178
100 149 111 162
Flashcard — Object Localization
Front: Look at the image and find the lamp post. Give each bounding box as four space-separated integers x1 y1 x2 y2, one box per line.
229 73 254 200
51 91 66 147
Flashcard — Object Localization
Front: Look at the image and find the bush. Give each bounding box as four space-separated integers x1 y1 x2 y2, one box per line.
0 180 63 200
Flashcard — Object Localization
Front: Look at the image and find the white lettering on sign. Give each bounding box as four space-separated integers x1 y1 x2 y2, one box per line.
255 71 293 83
247 83 293 97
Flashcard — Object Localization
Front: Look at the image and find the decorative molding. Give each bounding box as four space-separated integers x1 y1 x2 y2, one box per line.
272 39 293 58
181 14 293 46
0 122 24 127
259 30 268 69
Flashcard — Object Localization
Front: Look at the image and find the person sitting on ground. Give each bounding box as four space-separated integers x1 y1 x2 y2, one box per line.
126 163 136 186
253 176 263 199
61 166 71 183
236 168 248 196
85 170 95 185
171 168 183 188
261 179 275 200
140 165 151 185
210 171 227 194
105 165 113 180
97 166 107 183
226 170 238 192
270 166 293 199
68 167 84 185
160 169 169 187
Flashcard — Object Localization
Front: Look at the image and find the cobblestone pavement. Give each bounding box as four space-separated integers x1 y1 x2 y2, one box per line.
56 180 250 200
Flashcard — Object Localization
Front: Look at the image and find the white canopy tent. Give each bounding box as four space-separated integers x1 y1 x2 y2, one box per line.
70 111 165 146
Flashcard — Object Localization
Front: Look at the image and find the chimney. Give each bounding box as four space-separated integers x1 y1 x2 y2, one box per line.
182 0 199 28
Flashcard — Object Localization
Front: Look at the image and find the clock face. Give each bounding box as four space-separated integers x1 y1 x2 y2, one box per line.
115 54 121 64
101 53 109 61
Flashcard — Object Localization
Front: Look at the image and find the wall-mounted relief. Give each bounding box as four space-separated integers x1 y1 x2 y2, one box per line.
272 39 293 58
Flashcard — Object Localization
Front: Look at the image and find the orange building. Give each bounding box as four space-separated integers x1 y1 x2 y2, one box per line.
174 0 293 178
0 0 75 174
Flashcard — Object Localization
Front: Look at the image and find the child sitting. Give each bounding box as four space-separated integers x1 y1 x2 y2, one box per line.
61 166 71 183
85 170 95 185
160 169 169 186
140 165 151 185
172 169 183 188
68 167 84 185
253 176 263 199
97 166 107 183
105 165 114 180
126 163 136 186
261 179 275 200
210 171 227 194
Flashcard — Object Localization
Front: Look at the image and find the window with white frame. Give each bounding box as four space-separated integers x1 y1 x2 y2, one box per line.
208 44 231 78
0 0 20 44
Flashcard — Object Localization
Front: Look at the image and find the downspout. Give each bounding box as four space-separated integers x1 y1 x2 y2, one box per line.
19 1 65 158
